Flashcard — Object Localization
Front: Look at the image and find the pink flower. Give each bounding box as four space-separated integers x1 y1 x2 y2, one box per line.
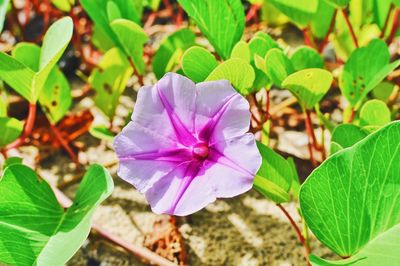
113 73 261 216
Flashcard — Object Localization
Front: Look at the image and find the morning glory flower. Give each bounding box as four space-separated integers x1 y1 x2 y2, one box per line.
113 73 262 216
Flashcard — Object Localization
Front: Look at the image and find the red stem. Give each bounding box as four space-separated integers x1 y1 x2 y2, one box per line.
302 27 315 48
176 6 183 28
386 9 400 44
319 9 338 53
341 9 359 48
24 0 31 26
245 4 261 23
347 108 356 123
49 123 80 166
304 110 318 167
305 110 321 151
277 204 311 266
265 89 271 120
5 103 36 151
380 3 394 38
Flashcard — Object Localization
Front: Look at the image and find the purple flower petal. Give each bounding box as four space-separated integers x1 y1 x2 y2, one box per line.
114 73 262 216
195 80 251 144
145 161 215 216
207 133 262 197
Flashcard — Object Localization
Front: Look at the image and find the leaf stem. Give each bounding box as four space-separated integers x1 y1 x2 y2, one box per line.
5 103 37 151
318 9 338 53
386 8 400 44
380 3 394 38
49 122 80 166
302 27 316 48
276 204 311 266
341 8 359 48
245 4 262 23
304 110 319 166
347 107 356 123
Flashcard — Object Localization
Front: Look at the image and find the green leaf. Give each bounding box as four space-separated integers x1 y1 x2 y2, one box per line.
110 19 148 75
144 0 161 11
2 157 23 170
340 39 400 107
300 121 400 258
254 142 293 203
0 83 7 116
0 0 9 32
206 58 255 94
80 0 119 45
11 43 40 71
177 0 245 59
107 1 122 22
36 17 73 101
310 0 336 39
269 0 318 27
309 223 400 265
152 29 196 79
290 46 324 71
329 124 369 155
39 67 71 124
372 81 395 102
182 46 219 83
325 0 351 8
282 68 333 109
359 99 391 127
0 53 35 102
89 47 133 119
265 48 294 87
89 125 115 141
230 41 251 62
0 164 113 266
0 117 23 147
249 32 279 61
51 0 75 12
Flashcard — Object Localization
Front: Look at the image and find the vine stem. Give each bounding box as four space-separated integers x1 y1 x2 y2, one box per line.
386 8 400 44
276 204 311 266
302 27 316 48
380 3 394 38
341 9 359 48
347 108 356 123
245 4 262 23
318 9 338 53
51 183 176 266
5 103 37 151
49 123 80 166
304 110 319 167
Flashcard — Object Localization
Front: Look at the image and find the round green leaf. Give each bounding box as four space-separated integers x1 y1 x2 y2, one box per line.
182 46 219 83
290 46 324 71
230 41 251 62
300 121 400 258
265 48 294 87
152 29 196 79
359 99 391 127
330 124 369 155
206 58 255 94
282 68 333 109
89 125 115 141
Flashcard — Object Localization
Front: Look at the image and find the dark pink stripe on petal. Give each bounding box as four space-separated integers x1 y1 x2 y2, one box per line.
119 148 193 162
198 94 239 142
157 84 197 146
168 161 202 214
207 148 254 177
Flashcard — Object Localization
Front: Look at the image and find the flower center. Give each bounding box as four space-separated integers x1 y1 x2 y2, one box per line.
192 142 209 160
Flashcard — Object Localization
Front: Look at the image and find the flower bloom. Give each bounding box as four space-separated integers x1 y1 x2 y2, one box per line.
113 73 261 216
